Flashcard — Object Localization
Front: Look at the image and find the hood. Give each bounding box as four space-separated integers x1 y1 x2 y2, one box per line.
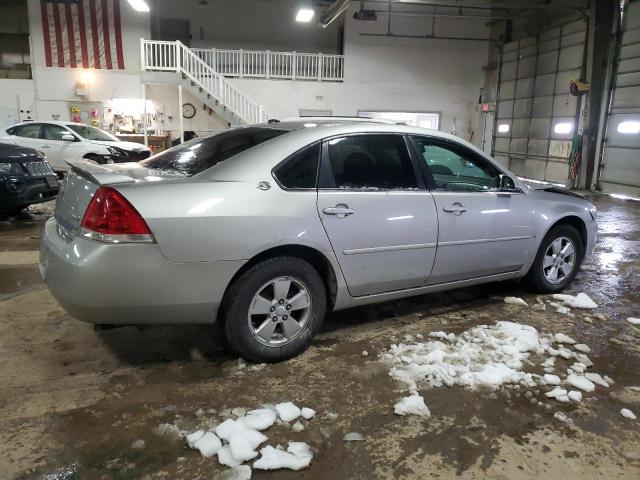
520 179 585 199
0 142 44 162
90 140 150 152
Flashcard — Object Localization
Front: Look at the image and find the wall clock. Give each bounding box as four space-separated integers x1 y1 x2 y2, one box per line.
182 103 196 119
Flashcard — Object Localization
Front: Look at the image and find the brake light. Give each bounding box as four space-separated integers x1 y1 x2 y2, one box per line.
80 186 154 243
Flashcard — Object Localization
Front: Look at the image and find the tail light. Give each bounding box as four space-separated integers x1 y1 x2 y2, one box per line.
80 186 155 243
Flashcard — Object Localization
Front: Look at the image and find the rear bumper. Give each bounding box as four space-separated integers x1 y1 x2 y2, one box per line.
39 218 245 324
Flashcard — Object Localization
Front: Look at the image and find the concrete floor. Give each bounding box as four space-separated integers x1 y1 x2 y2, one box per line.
1 194 639 480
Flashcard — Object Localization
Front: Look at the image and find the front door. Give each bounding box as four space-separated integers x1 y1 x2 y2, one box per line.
316 134 438 297
39 124 78 170
409 136 533 284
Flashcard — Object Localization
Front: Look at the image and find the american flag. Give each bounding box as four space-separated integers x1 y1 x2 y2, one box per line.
40 0 125 70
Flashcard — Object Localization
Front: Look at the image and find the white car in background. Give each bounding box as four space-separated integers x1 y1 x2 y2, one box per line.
1 121 151 173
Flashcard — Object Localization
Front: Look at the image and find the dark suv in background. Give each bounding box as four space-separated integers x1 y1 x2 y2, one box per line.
0 143 59 218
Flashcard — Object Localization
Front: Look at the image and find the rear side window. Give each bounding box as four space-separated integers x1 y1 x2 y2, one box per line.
273 143 320 189
320 134 418 190
12 124 41 139
141 127 289 176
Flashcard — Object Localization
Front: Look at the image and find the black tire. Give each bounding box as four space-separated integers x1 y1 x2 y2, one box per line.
222 256 326 363
525 224 584 293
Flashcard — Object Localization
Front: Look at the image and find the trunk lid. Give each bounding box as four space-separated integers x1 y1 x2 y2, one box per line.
54 159 183 234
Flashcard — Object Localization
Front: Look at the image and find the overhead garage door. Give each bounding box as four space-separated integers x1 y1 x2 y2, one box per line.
599 1 640 197
493 20 587 184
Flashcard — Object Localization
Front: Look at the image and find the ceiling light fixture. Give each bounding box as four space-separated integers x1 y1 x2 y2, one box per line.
127 0 150 12
296 8 315 22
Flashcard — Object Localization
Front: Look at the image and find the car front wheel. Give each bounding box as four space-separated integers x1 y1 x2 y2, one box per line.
222 257 326 362
525 224 584 293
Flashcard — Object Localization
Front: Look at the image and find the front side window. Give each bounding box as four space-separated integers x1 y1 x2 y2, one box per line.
42 124 69 141
411 137 500 192
273 143 320 189
12 124 41 139
321 134 417 190
141 127 289 176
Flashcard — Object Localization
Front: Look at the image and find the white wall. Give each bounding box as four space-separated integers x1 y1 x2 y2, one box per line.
1 0 490 146
8 0 151 124
232 3 490 145
146 84 227 139
150 0 343 53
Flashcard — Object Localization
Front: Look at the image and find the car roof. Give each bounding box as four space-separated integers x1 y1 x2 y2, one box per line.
7 120 87 128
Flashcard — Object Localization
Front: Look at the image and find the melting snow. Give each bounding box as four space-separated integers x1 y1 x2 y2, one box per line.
620 408 637 420
300 407 316 420
566 374 596 392
554 333 576 344
195 432 223 458
504 296 528 306
275 402 301 422
253 442 313 471
627 317 640 325
393 395 431 418
553 293 598 309
343 432 365 441
214 465 252 480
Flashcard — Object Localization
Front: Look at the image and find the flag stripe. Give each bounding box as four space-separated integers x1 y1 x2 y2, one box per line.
77 0 89 68
40 0 52 67
101 0 112 69
64 3 76 68
113 0 124 69
88 0 101 68
52 2 64 67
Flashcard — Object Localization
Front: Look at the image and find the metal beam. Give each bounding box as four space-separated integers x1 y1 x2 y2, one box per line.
319 0 351 28
389 0 590 10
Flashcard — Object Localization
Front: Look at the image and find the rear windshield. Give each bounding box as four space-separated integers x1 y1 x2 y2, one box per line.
140 127 289 176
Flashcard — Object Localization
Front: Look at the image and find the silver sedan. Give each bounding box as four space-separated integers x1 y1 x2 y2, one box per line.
40 119 597 362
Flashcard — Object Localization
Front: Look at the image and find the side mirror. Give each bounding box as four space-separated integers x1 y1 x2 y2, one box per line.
499 174 517 191
61 133 75 142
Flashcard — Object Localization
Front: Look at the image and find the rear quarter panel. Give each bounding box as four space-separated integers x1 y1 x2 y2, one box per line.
117 180 333 263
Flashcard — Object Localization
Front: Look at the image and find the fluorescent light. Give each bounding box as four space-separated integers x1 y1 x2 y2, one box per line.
617 120 640 134
127 0 149 12
497 123 510 133
296 8 315 22
554 122 573 134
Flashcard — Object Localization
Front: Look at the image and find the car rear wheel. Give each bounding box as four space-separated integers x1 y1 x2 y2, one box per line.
222 257 326 362
525 224 584 293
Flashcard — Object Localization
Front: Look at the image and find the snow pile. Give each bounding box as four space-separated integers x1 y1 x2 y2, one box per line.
253 442 313 471
382 321 542 394
504 297 528 307
393 395 431 418
552 293 598 309
620 408 637 420
179 401 315 475
381 321 616 420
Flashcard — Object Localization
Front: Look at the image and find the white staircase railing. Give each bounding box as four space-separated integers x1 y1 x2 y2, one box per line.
141 39 272 124
192 47 345 81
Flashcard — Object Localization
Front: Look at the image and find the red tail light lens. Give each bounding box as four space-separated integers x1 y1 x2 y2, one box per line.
80 186 154 243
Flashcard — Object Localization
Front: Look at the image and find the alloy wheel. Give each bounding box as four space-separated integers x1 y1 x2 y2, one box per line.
543 236 576 284
247 276 312 347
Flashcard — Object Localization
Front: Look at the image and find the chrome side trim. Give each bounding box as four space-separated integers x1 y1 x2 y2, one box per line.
80 228 156 244
343 242 437 255
438 235 531 247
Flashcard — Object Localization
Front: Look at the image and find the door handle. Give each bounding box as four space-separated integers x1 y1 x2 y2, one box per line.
443 202 467 215
322 204 355 219
40 145 51 148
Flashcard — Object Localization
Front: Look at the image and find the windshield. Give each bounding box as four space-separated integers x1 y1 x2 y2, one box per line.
66 124 119 142
140 127 289 176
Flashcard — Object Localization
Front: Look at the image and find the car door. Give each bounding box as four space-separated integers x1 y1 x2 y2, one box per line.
316 133 438 297
409 135 534 285
39 124 78 171
5 123 43 151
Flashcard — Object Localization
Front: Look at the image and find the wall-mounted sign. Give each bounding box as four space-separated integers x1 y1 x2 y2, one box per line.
481 102 496 113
